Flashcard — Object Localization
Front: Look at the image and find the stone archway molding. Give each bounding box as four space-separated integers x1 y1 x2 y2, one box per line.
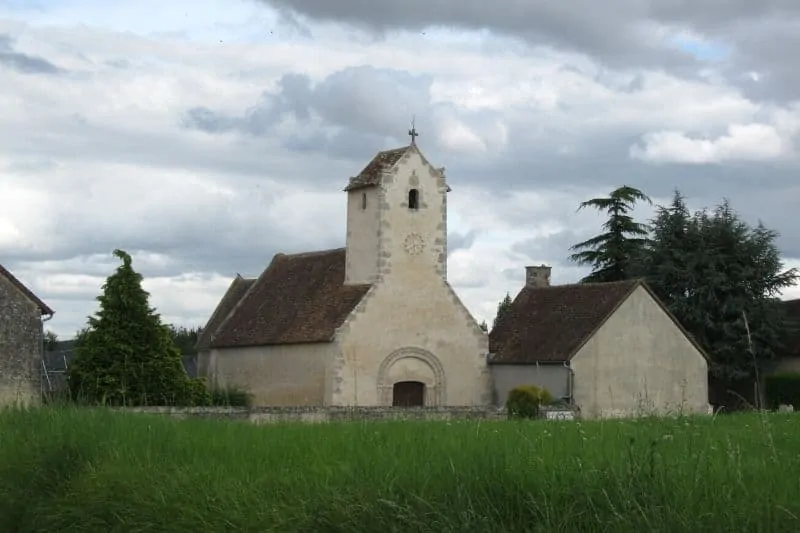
377 346 446 406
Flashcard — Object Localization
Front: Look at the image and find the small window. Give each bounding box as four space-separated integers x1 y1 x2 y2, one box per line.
361 192 367 210
408 188 419 210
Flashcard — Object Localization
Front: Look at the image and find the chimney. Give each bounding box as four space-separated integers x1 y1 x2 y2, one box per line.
525 265 551 288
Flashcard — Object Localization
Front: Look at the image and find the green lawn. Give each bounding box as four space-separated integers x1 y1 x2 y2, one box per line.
1 407 799 532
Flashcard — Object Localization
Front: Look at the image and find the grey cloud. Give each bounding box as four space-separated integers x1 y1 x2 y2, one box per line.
259 0 696 72
258 0 800 101
448 230 480 254
0 33 66 75
177 62 800 262
181 66 431 142
7 113 359 187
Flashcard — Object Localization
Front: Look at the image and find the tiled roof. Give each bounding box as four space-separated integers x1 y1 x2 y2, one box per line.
344 146 409 191
489 280 641 363
195 275 256 350
209 248 371 349
0 264 54 315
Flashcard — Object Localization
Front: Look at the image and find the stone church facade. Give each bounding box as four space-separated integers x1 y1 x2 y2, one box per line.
196 141 491 407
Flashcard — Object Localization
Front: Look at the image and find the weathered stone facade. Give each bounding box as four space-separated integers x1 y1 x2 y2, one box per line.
334 146 490 406
0 271 47 407
202 143 491 407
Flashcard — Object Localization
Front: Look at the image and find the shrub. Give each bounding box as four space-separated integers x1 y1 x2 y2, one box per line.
209 385 253 407
764 372 800 409
182 378 213 406
506 385 553 419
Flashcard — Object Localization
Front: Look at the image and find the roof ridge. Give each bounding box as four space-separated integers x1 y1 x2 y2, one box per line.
274 247 346 260
525 279 641 290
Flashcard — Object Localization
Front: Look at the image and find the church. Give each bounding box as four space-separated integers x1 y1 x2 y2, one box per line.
196 136 710 417
195 136 492 407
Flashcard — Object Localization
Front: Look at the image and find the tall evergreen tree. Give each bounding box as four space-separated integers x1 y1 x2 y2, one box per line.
644 190 697 310
493 293 513 330
568 185 652 282
68 249 203 406
645 197 798 381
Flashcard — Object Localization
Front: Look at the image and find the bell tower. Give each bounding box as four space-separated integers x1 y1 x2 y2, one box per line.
343 129 450 285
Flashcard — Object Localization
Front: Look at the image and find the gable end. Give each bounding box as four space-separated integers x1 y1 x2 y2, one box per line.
0 265 53 316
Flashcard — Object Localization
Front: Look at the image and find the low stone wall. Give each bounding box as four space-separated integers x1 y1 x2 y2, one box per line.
119 405 579 424
120 405 504 423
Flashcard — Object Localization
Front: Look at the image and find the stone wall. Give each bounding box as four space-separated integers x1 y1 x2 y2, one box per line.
0 274 43 407
118 405 577 424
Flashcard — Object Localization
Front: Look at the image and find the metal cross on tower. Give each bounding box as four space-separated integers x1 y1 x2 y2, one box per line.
408 117 419 144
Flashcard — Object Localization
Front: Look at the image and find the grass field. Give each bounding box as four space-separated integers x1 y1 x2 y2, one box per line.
1 408 800 532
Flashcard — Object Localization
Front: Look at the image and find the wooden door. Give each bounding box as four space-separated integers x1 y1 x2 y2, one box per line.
392 381 425 406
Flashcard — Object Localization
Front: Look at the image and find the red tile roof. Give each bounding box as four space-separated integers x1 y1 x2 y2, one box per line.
0 264 54 316
208 248 370 349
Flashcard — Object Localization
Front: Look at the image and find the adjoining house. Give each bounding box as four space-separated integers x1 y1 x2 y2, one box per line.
489 266 710 419
197 139 491 407
0 264 54 407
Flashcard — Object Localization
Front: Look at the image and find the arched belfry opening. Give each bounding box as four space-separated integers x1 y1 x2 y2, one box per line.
408 188 419 210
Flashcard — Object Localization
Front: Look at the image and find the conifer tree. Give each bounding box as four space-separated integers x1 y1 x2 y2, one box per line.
568 185 652 282
68 249 206 406
492 293 513 330
645 197 798 381
643 190 696 310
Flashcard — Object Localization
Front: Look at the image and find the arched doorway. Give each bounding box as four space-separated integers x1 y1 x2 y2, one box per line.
392 381 425 406
377 347 446 406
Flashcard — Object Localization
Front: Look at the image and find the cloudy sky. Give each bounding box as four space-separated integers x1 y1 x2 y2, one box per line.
2 0 800 338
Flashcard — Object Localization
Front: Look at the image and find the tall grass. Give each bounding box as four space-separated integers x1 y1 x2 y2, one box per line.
1 407 799 532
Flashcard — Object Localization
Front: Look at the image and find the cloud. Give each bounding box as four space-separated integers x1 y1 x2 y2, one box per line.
630 123 795 164
0 33 65 74
2 1 800 338
181 66 433 146
258 0 800 103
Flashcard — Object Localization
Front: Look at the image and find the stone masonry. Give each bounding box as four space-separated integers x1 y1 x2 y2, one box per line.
0 272 46 406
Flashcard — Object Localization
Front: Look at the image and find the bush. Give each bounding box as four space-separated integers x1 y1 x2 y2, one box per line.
182 378 212 406
209 385 253 407
764 372 800 409
506 385 553 419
